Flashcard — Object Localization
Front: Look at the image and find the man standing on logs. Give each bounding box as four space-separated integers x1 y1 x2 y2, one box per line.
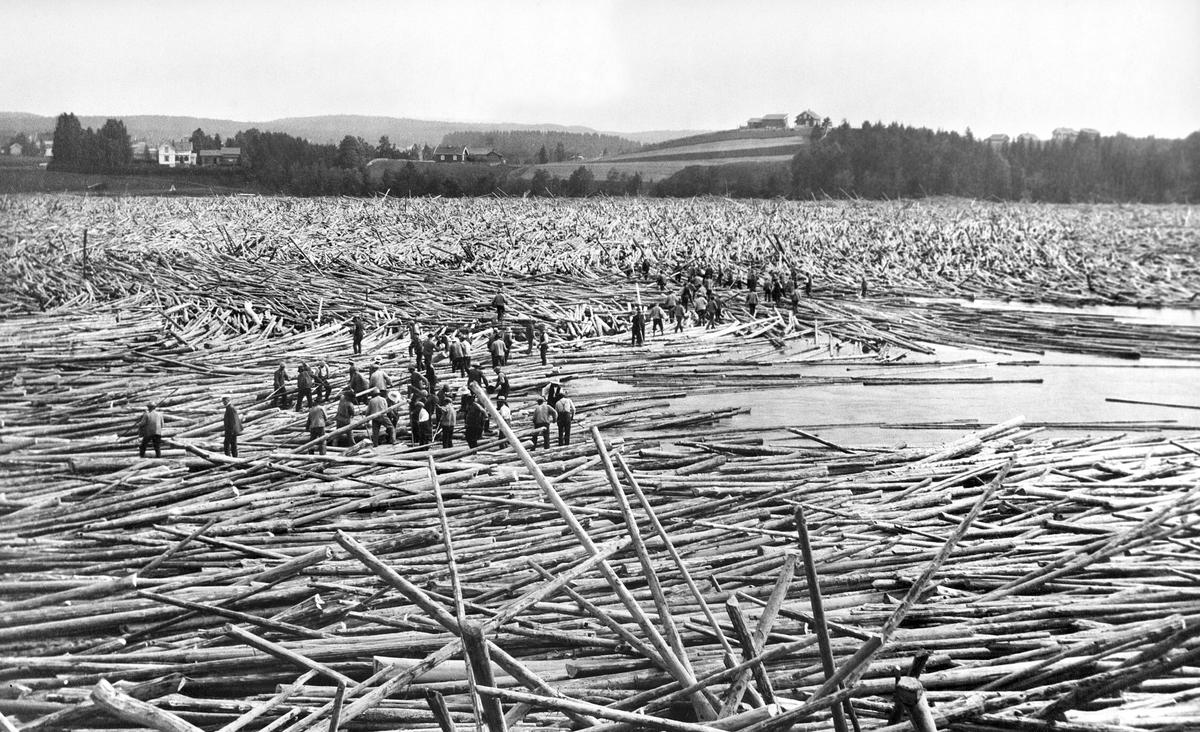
313 360 331 403
463 395 485 448
631 305 645 346
272 363 290 410
367 391 394 446
295 362 314 412
368 362 391 396
437 394 455 448
221 397 242 457
137 402 164 458
335 389 356 447
348 363 368 404
492 289 507 321
489 335 507 369
746 288 759 318
539 332 549 365
305 403 327 455
494 367 510 400
555 390 576 446
650 302 665 336
448 333 464 376
351 315 365 355
531 397 557 450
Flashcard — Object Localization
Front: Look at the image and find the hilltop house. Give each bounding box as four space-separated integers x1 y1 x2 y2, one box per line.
1052 128 1078 143
158 140 197 167
465 147 505 165
1017 133 1041 145
985 133 1010 148
197 147 242 167
746 113 789 130
432 145 466 163
1078 128 1101 140
795 110 822 127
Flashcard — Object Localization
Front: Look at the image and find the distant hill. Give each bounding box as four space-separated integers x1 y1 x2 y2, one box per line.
0 111 685 148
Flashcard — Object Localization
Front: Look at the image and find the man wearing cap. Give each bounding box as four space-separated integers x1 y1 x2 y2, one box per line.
496 395 512 424
306 404 327 455
489 335 507 369
222 397 242 457
650 302 665 336
492 289 507 321
272 363 290 410
313 360 332 403
437 395 456 448
334 389 357 447
368 363 391 396
555 390 576 447
631 306 645 346
457 332 472 376
295 362 315 412
138 402 164 458
463 395 486 448
448 334 464 376
347 363 369 404
531 397 557 450
367 391 394 446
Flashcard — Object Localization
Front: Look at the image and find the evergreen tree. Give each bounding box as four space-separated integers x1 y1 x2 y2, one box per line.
553 141 566 162
51 113 83 168
536 145 549 164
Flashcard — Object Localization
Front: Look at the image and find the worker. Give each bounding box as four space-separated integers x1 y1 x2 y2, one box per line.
656 272 666 291
555 390 576 447
805 274 813 297
542 379 564 408
489 335 508 368
539 333 549 366
746 289 759 318
494 367 510 399
347 363 369 404
367 391 394 445
650 302 665 336
631 306 645 346
368 362 391 396
414 398 432 446
424 359 438 394
313 360 332 403
351 316 365 355
467 362 489 390
334 389 356 447
496 395 512 424
305 404 327 455
693 292 708 328
530 397 557 450
458 332 472 376
706 294 720 329
525 321 535 355
137 402 164 458
502 327 513 364
421 333 437 372
221 396 242 457
448 333 464 376
437 395 456 448
272 363 290 410
673 300 686 332
492 289 507 321
463 395 486 448
295 362 314 412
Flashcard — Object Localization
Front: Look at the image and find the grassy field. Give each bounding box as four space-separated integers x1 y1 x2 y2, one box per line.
605 134 808 161
511 155 797 182
0 157 250 196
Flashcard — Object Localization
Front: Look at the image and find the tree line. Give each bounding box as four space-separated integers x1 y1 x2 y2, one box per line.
48 112 1200 201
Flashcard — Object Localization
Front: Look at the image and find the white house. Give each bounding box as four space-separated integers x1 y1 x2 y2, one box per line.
158 140 197 167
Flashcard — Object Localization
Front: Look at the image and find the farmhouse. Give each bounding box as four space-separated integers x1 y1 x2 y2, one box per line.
795 110 822 127
465 147 505 165
197 147 242 167
432 145 466 163
158 141 196 167
746 113 789 130
7 142 22 156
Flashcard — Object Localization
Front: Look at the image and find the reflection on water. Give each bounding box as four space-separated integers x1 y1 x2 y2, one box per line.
911 296 1200 326
669 341 1200 447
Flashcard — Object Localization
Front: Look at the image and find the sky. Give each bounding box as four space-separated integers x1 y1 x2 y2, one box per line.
3 0 1198 138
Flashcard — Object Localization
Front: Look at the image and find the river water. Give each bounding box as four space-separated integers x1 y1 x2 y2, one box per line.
666 299 1200 447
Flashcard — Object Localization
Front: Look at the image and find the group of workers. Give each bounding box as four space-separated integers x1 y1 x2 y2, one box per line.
136 266 816 459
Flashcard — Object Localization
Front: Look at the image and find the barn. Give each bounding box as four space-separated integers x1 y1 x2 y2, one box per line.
432 145 466 163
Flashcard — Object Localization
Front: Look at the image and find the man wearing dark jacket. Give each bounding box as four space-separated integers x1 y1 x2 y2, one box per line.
295 362 314 412
306 404 327 454
222 397 242 457
138 402 164 458
555 392 576 447
272 363 289 409
348 364 369 404
335 389 356 447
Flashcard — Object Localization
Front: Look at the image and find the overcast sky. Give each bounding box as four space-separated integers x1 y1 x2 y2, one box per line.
4 0 1197 138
